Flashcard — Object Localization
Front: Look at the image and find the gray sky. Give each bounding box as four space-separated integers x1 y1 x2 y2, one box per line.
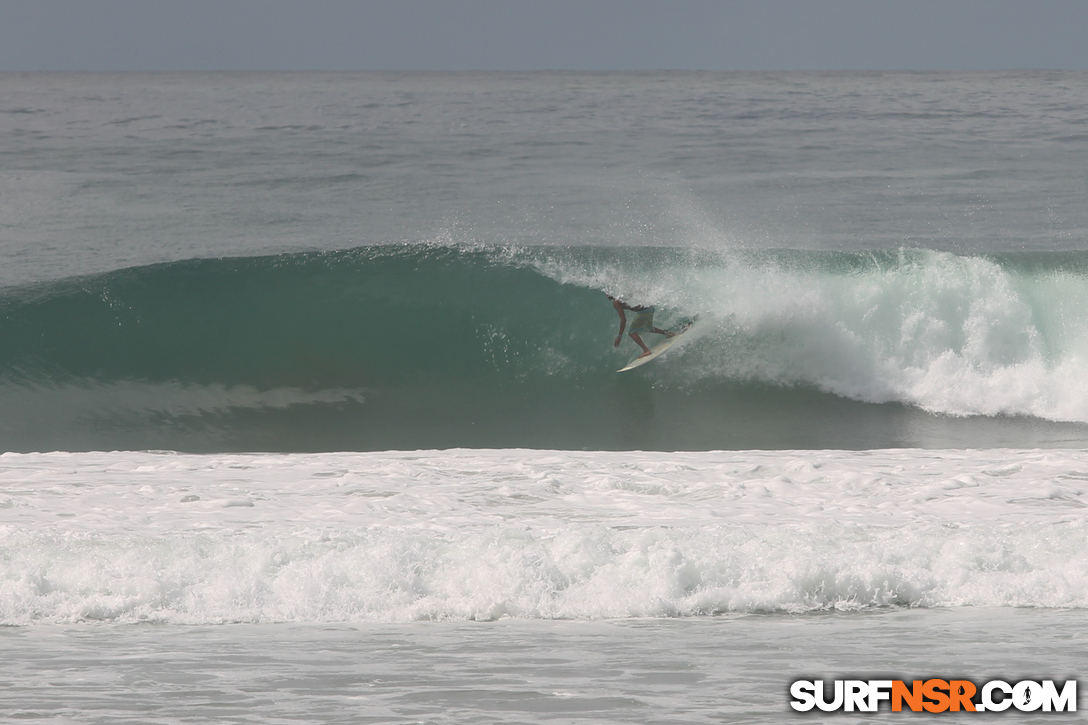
2 0 1087 71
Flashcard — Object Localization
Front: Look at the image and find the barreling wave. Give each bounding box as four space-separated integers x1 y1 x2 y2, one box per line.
3 244 1088 451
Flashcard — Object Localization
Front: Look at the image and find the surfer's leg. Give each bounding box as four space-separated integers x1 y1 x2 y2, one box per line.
650 326 675 338
629 332 652 357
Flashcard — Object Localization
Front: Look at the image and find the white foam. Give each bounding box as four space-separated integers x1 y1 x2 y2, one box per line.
537 247 1088 423
2 449 1087 624
2 446 1088 622
0 379 366 418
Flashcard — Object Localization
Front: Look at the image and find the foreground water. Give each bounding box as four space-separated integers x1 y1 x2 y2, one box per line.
3 611 1085 724
3 448 1086 721
4 449 1088 623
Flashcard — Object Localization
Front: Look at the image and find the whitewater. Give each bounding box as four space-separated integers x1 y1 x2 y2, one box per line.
3 71 1088 722
4 448 1088 625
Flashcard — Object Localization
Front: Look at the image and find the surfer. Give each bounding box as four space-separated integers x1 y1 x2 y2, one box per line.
608 295 675 358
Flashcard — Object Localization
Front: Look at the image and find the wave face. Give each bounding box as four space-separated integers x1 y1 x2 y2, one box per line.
3 244 1088 451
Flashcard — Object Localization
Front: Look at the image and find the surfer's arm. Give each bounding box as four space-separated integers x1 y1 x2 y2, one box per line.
613 298 627 347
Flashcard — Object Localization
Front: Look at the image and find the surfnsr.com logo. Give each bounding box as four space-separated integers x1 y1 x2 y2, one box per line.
790 679 1077 713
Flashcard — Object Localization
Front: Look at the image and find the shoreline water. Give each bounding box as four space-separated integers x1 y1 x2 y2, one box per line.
3 610 1084 723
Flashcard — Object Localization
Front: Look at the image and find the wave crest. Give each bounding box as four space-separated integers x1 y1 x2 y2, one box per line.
2 245 1088 450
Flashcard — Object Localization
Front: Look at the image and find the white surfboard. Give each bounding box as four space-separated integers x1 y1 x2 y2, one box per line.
617 324 694 372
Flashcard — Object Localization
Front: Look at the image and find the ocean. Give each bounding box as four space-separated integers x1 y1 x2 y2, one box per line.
1 71 1087 722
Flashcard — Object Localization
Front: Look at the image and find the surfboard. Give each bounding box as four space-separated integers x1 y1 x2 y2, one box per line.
617 324 694 372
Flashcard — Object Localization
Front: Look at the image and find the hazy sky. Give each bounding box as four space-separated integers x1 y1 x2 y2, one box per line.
2 0 1087 72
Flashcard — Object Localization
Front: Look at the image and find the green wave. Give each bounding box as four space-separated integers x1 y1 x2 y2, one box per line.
3 244 1088 452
